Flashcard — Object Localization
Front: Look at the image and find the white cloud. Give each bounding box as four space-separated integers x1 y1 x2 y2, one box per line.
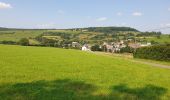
132 12 143 16
168 8 170 11
158 23 170 34
165 23 170 27
57 10 65 14
115 23 127 26
37 23 55 29
96 17 108 22
166 23 170 26
121 23 127 26
160 23 170 27
117 12 123 16
160 24 164 27
87 16 91 19
0 2 12 9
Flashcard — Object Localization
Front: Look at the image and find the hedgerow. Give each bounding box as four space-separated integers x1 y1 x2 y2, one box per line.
133 44 170 61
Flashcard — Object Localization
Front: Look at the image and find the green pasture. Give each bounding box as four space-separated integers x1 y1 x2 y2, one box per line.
0 45 170 100
0 30 44 42
143 35 170 43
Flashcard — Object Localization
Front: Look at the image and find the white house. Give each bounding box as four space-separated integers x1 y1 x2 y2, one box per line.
103 42 126 53
82 44 91 51
140 43 151 47
72 42 81 48
112 42 126 52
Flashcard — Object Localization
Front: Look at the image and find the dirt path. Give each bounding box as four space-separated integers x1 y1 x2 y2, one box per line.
93 52 170 69
132 60 170 69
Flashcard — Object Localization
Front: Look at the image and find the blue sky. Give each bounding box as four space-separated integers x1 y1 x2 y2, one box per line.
0 0 170 33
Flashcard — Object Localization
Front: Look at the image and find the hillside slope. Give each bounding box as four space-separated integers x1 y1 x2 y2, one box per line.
0 45 170 100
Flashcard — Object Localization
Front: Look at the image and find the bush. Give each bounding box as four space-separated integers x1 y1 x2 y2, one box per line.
120 46 134 53
91 45 102 51
19 38 29 46
0 41 17 45
150 40 159 45
134 45 170 61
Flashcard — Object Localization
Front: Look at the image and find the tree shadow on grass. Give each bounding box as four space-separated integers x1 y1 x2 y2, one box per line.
0 79 168 100
0 79 97 100
111 84 168 100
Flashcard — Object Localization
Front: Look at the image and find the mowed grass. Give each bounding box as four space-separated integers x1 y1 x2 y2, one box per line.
0 45 170 100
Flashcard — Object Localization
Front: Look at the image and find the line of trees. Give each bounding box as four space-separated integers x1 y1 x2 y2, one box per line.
134 44 170 61
87 27 139 33
136 31 162 37
0 38 29 46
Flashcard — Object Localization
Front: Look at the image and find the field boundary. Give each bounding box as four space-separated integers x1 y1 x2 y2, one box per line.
93 52 170 69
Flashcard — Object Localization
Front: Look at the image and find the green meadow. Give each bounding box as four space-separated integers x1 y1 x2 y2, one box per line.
0 30 44 42
0 45 170 100
143 35 170 43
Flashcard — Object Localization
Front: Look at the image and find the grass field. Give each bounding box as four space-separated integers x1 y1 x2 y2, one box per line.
0 30 45 42
0 45 170 100
142 35 170 43
94 52 170 66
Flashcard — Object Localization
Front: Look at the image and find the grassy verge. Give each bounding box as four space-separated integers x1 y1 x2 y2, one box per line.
94 52 170 66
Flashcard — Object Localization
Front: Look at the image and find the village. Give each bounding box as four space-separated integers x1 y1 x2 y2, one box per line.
72 40 151 53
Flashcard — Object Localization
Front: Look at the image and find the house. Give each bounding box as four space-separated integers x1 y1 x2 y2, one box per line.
106 44 114 52
128 43 141 49
82 30 88 32
129 42 151 49
112 42 126 52
103 42 114 52
103 41 127 53
140 42 151 47
72 42 81 48
82 44 91 51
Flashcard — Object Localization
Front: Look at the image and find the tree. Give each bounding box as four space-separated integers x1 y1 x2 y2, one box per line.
157 35 161 39
91 44 102 51
19 38 29 46
151 40 159 45
120 46 134 53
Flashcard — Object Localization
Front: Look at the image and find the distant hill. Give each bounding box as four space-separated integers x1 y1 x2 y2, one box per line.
0 26 139 32
0 27 51 31
0 27 9 31
83 27 139 33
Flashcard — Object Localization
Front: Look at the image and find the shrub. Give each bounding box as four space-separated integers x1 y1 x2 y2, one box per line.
19 38 29 46
133 44 170 61
120 46 134 53
150 40 159 45
91 45 102 51
0 41 17 45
